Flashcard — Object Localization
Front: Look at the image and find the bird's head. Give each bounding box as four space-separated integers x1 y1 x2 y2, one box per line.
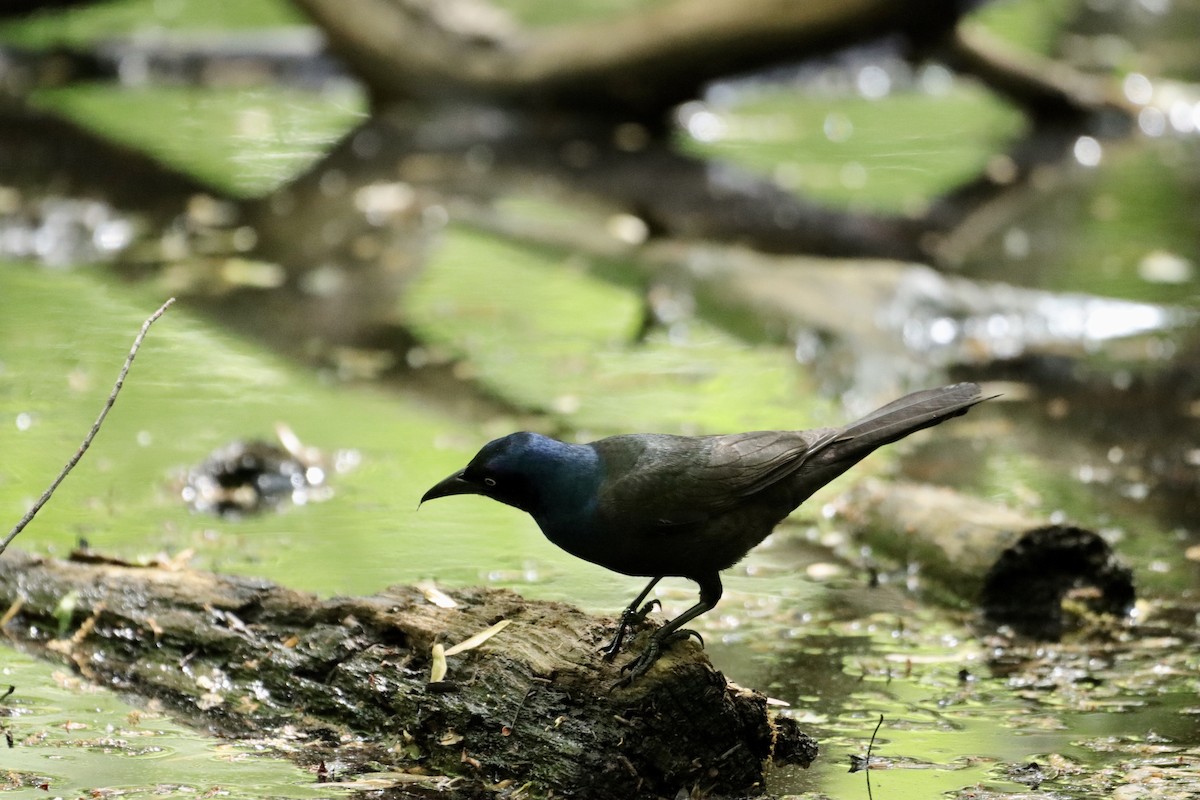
421 432 585 514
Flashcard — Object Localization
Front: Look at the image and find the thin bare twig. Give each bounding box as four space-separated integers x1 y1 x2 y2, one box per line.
866 713 884 800
0 298 176 558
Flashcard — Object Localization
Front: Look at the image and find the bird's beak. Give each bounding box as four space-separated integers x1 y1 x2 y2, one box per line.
420 471 477 505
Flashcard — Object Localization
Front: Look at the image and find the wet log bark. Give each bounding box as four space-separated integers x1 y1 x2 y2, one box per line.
452 196 1184 390
0 549 815 799
940 23 1134 120
290 0 1133 127
291 0 965 115
832 480 1135 638
3 103 1181 402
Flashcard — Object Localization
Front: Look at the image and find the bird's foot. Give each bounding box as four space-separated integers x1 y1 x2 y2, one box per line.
600 599 662 662
609 642 662 689
599 639 623 662
634 598 662 622
668 627 704 649
609 628 704 690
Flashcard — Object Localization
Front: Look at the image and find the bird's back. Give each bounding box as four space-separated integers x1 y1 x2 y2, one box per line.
592 430 834 522
573 383 987 581
580 429 832 578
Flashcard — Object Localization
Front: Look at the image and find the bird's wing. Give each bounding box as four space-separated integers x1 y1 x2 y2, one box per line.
593 429 836 527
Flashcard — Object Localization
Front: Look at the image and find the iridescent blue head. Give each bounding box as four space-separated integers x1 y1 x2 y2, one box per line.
420 432 597 516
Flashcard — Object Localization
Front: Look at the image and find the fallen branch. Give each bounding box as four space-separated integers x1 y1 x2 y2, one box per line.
0 297 175 558
292 0 964 115
942 23 1133 120
833 479 1134 637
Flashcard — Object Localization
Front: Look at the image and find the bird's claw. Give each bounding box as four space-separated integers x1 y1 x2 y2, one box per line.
618 641 661 676
608 628 705 690
600 599 664 662
609 643 660 690
669 627 704 648
634 599 662 621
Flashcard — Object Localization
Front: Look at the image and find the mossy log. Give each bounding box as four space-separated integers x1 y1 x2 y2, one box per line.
834 480 1135 638
0 549 814 799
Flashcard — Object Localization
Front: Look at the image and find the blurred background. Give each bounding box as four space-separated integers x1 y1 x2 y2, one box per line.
0 0 1198 797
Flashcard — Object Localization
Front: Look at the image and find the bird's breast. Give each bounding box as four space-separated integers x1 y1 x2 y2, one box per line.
531 507 644 575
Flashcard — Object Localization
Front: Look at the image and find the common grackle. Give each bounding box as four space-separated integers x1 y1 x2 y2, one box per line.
422 382 989 683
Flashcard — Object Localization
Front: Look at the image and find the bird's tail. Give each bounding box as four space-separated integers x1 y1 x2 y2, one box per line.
794 382 990 499
835 382 987 450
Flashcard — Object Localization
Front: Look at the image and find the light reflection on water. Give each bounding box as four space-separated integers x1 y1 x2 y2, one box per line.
1 650 337 800
4 239 1200 795
0 265 649 615
1 3 1199 796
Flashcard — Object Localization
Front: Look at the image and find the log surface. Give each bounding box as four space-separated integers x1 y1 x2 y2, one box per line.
0 549 814 798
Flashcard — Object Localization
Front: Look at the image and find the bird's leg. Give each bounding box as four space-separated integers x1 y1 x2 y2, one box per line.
601 576 662 661
614 574 722 687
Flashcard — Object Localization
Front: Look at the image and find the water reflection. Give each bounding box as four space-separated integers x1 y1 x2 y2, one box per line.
0 0 1199 796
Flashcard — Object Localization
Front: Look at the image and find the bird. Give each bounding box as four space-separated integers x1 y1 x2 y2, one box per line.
421 382 990 684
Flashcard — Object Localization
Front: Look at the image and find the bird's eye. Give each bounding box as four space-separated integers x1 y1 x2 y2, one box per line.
483 477 497 487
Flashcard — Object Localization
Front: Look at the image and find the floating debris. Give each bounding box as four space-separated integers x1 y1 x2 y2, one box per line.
180 423 358 516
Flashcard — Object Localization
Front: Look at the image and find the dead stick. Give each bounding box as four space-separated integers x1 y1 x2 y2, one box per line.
865 713 883 800
0 297 176 557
